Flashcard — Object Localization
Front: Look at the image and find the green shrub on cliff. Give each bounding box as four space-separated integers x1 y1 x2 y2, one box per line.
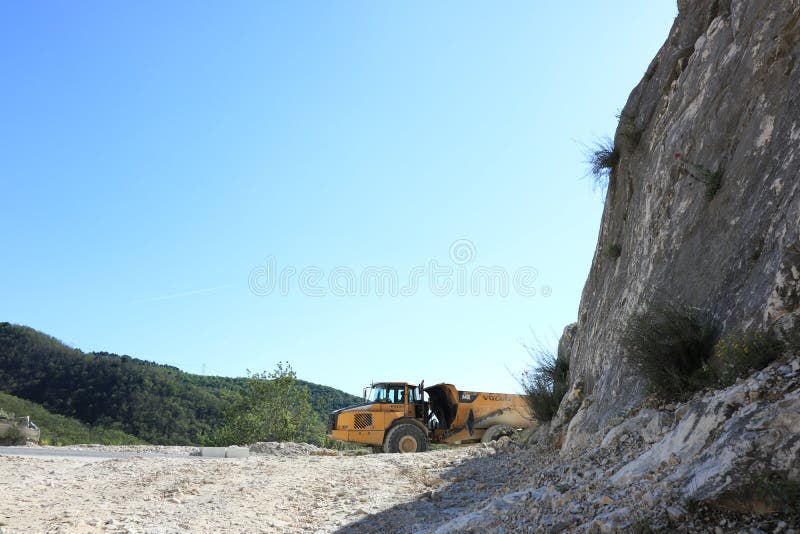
621 302 718 400
518 341 569 422
606 243 622 260
673 153 723 201
587 137 620 189
787 327 800 354
710 330 784 386
718 472 800 519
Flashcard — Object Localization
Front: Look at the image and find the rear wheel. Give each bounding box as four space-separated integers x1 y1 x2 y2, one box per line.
384 424 428 453
481 424 514 443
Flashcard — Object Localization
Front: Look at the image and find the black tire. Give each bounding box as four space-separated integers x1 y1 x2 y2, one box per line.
481 424 514 444
384 424 428 453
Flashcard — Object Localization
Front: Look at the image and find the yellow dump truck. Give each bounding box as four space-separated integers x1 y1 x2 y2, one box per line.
327 382 533 453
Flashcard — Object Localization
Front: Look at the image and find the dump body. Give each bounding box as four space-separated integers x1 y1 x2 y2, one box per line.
424 383 532 445
327 381 533 452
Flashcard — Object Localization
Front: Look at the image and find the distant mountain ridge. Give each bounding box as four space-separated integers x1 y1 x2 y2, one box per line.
0 322 361 444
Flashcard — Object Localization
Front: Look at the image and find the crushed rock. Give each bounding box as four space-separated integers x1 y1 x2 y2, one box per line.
344 354 800 533
248 441 335 456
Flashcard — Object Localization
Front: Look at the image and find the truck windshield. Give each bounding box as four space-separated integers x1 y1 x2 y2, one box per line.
367 384 406 404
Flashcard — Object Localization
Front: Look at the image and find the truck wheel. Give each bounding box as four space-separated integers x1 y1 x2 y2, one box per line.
384 424 428 453
481 424 514 443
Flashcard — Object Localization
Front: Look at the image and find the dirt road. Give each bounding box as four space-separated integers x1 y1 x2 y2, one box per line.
0 444 490 533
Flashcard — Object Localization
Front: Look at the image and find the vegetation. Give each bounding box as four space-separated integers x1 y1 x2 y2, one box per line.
621 302 718 401
0 323 360 444
787 327 800 354
716 472 800 519
0 423 24 445
709 330 784 387
673 153 723 201
0 391 142 445
587 137 620 189
517 341 569 422
606 243 622 260
622 300 795 400
207 362 326 446
631 517 655 534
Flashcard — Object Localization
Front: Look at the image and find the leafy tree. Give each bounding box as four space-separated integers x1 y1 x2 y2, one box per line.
208 362 326 446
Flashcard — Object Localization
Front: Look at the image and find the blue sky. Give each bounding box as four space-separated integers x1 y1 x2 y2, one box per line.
0 2 676 396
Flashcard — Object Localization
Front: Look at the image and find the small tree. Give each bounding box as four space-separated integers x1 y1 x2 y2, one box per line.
209 362 325 446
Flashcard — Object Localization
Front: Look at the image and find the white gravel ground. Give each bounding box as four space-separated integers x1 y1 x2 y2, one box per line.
0 444 485 533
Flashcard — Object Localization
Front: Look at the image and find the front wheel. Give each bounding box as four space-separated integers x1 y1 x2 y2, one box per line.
384 424 428 453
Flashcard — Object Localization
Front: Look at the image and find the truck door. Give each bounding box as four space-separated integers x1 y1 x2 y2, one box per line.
377 384 409 429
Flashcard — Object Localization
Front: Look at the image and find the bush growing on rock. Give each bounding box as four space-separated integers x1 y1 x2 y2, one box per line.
787 327 800 354
517 341 569 422
621 302 718 401
709 330 785 386
586 137 619 190
606 243 622 260
673 153 723 202
716 472 800 519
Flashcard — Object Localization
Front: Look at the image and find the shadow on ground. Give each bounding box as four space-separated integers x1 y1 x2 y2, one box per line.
334 447 524 534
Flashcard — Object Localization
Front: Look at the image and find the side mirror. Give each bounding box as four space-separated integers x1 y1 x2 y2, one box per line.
363 387 367 401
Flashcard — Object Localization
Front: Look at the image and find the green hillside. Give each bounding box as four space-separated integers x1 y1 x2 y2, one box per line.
0 323 361 445
0 391 144 445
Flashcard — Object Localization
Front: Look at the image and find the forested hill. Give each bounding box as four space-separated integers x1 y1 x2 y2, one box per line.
0 391 144 445
0 323 361 444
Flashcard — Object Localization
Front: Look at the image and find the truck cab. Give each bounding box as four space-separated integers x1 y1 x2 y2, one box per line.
327 382 429 452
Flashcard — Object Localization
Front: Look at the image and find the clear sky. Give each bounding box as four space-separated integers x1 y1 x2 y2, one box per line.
0 2 676 397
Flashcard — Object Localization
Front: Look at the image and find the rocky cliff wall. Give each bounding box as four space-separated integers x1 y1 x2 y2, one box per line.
561 0 800 448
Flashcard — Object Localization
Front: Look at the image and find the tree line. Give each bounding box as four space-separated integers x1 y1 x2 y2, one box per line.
0 323 360 445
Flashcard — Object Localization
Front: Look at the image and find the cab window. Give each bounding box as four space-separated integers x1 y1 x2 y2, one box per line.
387 386 403 403
369 384 414 404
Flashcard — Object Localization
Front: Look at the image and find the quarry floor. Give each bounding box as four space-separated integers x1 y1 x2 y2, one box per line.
0 436 794 533
0 444 489 533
